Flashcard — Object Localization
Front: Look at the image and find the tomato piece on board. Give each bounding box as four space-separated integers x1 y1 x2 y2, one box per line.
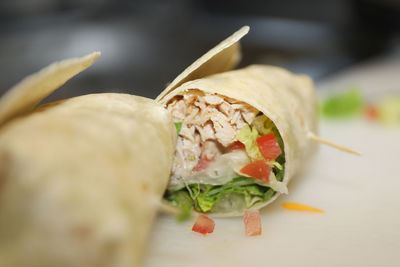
244 210 262 236
256 133 282 160
240 160 271 183
192 215 215 235
229 141 245 151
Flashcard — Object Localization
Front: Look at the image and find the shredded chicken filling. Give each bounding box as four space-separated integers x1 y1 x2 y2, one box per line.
167 90 259 190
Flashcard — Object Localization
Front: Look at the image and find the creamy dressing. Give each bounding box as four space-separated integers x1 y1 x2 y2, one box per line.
168 150 250 190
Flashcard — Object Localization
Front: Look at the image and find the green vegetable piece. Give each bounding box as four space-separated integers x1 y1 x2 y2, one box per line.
271 127 285 181
165 177 277 213
320 88 364 118
164 190 193 222
174 122 183 135
237 125 263 160
253 115 274 135
196 194 216 212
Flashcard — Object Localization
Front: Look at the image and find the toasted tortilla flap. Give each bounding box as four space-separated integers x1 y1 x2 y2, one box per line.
156 26 249 101
0 52 100 126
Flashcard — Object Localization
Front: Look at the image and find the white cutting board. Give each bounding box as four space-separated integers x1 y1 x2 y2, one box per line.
144 50 400 267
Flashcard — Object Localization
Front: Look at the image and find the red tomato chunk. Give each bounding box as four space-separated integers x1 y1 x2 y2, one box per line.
244 210 262 236
193 156 214 172
229 141 245 151
240 160 271 183
256 133 282 160
192 215 215 235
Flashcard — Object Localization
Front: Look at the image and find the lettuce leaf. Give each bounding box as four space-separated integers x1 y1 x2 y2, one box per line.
237 125 263 160
174 122 183 135
271 126 285 182
320 88 364 118
252 115 274 135
165 189 192 221
165 177 276 213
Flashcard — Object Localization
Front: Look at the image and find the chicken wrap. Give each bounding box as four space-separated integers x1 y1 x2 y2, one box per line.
0 55 176 267
157 27 317 217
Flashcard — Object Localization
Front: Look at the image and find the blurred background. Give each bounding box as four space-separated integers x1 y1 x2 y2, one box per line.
0 0 399 101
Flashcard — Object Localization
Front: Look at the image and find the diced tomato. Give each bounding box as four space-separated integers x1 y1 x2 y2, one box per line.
192 215 215 235
364 104 379 120
244 210 262 236
229 141 245 151
256 133 282 160
193 155 214 172
240 160 271 183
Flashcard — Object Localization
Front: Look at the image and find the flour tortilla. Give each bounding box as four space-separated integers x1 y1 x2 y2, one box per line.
0 52 100 126
0 56 176 266
157 28 317 217
156 26 249 102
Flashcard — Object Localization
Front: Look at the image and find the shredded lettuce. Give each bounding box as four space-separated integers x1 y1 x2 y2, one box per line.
253 115 274 135
271 126 285 182
174 122 182 135
165 190 192 221
165 177 276 213
268 170 288 194
237 125 263 160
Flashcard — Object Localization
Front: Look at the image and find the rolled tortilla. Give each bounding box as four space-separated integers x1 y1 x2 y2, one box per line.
0 56 176 267
158 27 317 217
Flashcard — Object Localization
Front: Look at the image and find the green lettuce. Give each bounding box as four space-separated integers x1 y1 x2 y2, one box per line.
164 177 276 213
320 88 364 118
236 125 263 160
174 122 183 135
271 126 285 182
252 115 274 135
165 190 192 221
